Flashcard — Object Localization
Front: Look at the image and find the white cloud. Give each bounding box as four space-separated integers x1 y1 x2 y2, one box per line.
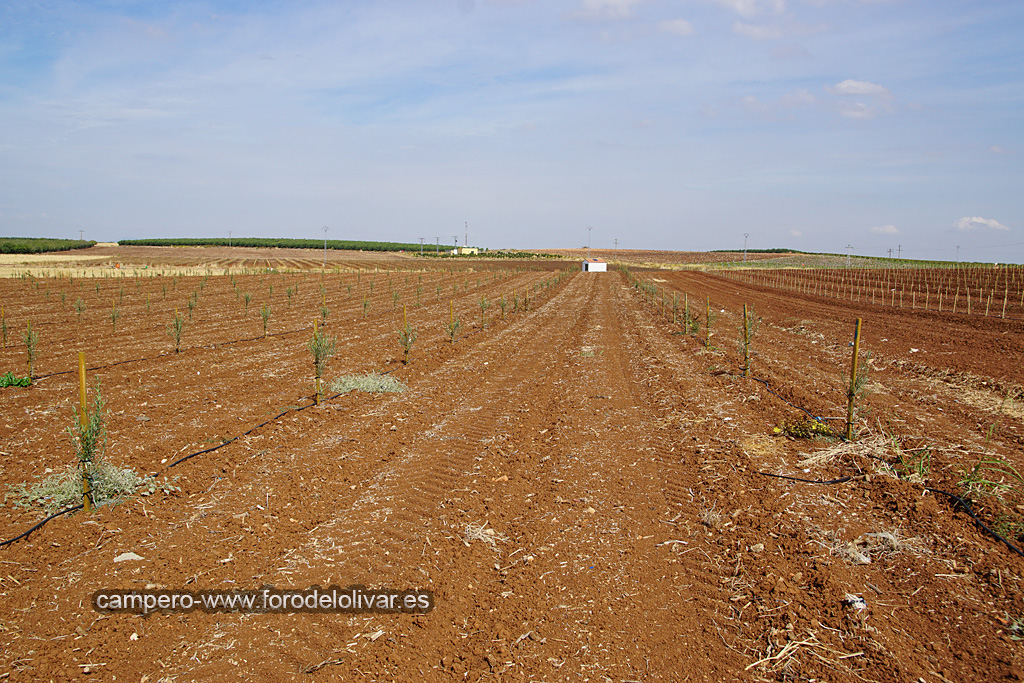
789 229 802 237
825 79 893 119
870 224 899 235
989 145 1008 154
778 89 816 107
733 20 827 40
574 0 644 20
733 21 784 39
659 19 696 36
736 88 815 118
710 0 786 18
953 216 1009 231
827 79 891 97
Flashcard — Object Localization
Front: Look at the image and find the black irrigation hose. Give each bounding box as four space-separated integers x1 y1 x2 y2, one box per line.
745 375 838 428
0 504 84 549
925 486 1024 559
31 326 313 381
756 472 858 485
754 469 1024 560
1 279 563 546
165 395 323 468
0 389 343 548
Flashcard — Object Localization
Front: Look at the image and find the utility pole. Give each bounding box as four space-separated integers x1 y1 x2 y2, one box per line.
887 248 892 259
229 230 232 248
743 233 749 263
419 237 424 256
435 237 439 256
956 245 960 263
464 222 468 248
846 244 853 267
322 226 329 268
897 244 901 260
453 236 458 253
614 238 618 252
587 226 592 260
79 229 84 241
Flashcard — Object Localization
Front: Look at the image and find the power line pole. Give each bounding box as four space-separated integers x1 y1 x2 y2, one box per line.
322 226 329 268
453 236 458 253
846 244 853 267
79 229 84 241
435 237 440 256
587 226 592 260
887 248 892 259
956 245 960 263
419 237 424 256
464 222 468 248
743 233 749 263
614 238 618 252
897 244 901 260
228 230 232 248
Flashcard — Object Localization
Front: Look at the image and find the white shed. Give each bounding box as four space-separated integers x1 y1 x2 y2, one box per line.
582 258 607 272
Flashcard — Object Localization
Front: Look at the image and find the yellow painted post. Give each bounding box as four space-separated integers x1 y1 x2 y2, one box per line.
846 318 863 441
78 352 92 511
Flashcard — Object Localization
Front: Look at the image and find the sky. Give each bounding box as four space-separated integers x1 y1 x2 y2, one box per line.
1 0 1022 262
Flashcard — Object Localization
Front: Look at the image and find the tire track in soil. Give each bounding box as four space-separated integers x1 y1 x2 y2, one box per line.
614 274 1024 682
162 274 593 679
167 273 745 681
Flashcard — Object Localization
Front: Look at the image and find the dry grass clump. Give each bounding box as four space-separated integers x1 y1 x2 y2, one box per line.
330 373 406 395
463 521 508 550
698 502 722 529
832 528 928 565
7 462 178 513
797 432 895 470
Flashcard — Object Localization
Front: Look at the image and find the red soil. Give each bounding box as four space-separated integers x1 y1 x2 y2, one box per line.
1 248 1022 682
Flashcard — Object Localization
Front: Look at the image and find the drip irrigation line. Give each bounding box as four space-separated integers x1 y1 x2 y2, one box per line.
756 472 858 485
0 288 569 548
925 486 1024 559
0 504 83 549
29 325 314 381
755 468 1024 560
745 375 839 432
166 394 326 468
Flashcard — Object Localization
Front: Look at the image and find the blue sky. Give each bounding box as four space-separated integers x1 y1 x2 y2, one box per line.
1 0 1022 262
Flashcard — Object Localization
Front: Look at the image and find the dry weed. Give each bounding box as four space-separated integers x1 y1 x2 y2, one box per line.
833 528 928 565
463 522 508 550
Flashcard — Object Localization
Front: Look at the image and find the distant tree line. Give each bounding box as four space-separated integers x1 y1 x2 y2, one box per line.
421 250 557 259
709 248 805 254
118 237 450 252
0 238 97 254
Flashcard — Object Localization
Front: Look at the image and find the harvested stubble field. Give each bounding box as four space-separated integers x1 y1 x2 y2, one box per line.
1 246 1024 682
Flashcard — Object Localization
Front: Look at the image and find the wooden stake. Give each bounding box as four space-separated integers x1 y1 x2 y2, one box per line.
705 297 711 348
313 319 320 404
846 318 863 441
742 303 750 377
78 352 92 512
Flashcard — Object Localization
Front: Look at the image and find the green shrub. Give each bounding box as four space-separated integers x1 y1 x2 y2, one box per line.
0 371 32 388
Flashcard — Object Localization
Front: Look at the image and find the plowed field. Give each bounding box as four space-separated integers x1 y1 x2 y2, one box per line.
2 255 1023 682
